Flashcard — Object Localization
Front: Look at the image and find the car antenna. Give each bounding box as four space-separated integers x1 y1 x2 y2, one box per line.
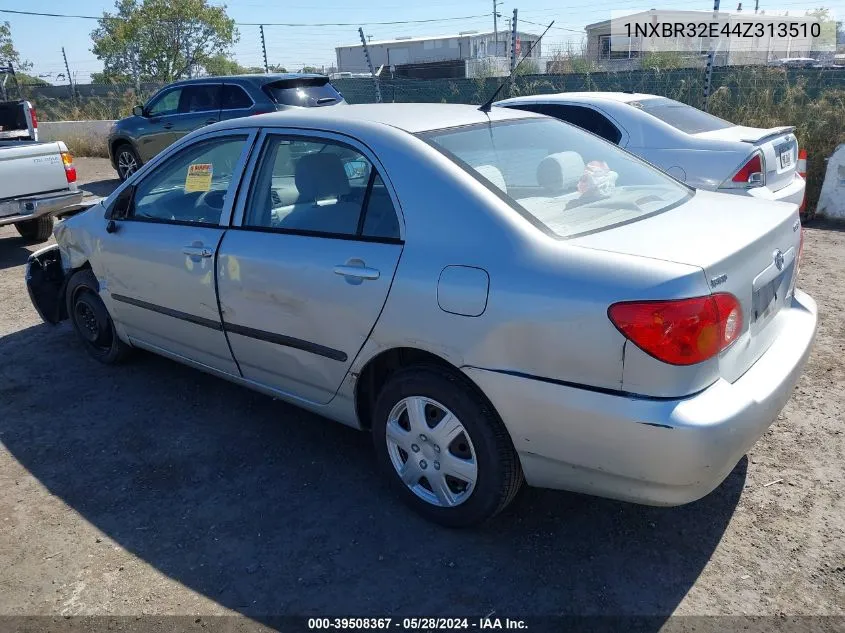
479 20 555 114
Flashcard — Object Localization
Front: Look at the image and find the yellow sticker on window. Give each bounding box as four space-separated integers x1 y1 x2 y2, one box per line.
185 163 214 192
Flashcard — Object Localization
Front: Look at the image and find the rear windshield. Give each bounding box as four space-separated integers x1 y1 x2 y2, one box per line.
421 118 692 239
263 78 343 107
631 97 732 134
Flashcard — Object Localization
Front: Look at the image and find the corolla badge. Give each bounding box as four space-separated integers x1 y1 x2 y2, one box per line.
774 249 785 271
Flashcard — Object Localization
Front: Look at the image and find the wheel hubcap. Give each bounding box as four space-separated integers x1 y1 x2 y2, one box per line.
118 151 138 178
385 396 478 508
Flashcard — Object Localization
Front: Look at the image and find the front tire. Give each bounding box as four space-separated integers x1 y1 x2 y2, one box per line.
115 143 141 181
14 216 54 243
372 365 523 527
65 269 132 364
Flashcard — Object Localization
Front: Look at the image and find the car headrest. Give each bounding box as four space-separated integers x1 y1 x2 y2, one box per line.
536 152 585 194
295 153 351 202
475 164 508 194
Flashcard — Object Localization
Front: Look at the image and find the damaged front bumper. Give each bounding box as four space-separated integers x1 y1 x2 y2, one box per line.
25 244 68 324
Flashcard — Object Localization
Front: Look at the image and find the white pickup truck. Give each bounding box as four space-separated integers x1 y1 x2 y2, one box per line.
1 100 85 243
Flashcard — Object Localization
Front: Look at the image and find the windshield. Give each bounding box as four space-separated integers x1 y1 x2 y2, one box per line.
263 78 343 107
421 118 692 238
631 97 733 134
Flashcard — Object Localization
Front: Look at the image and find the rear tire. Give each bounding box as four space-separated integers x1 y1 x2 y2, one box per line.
14 216 54 243
115 143 141 181
65 269 132 364
371 365 523 527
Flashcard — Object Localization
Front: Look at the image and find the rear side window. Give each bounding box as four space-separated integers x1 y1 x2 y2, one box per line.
503 103 622 144
180 84 221 114
263 78 343 107
244 136 399 240
549 105 622 145
221 85 253 110
631 97 732 134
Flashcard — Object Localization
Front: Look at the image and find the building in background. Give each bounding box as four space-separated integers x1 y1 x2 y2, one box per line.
585 9 825 70
335 30 541 79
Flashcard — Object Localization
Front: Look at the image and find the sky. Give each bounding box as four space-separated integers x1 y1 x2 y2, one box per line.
2 0 843 83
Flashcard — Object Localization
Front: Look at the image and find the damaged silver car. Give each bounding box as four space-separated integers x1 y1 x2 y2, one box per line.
26 104 817 527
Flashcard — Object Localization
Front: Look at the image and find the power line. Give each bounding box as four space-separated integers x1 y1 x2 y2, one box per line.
0 8 490 27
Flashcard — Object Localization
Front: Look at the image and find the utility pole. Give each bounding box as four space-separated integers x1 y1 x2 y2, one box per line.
260 25 269 73
62 47 74 101
359 27 382 103
510 9 518 71
754 0 759 13
703 0 720 111
493 0 498 56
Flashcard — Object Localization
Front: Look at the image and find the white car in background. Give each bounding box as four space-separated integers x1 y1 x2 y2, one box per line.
495 93 806 207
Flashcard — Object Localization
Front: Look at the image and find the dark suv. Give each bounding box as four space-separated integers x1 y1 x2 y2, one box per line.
108 74 346 180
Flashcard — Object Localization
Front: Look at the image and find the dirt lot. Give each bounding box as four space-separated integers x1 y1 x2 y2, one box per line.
0 158 843 626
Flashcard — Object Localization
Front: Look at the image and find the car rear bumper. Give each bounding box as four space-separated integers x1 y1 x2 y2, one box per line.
464 289 817 506
745 173 806 206
0 189 84 227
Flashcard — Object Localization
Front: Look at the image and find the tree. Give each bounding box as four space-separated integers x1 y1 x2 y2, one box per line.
0 21 32 71
300 66 322 73
91 0 238 83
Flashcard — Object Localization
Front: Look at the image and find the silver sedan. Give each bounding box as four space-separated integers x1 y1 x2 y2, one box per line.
495 93 807 208
26 104 817 527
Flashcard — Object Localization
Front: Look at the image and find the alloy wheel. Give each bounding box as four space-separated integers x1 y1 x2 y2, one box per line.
117 150 138 179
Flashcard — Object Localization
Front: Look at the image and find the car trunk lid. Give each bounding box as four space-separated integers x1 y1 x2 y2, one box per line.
570 190 801 383
695 125 799 193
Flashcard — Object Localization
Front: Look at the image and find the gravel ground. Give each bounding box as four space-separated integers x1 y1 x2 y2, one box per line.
0 159 843 626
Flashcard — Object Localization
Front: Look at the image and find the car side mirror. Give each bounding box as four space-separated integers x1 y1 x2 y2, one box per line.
107 185 135 221
133 105 146 117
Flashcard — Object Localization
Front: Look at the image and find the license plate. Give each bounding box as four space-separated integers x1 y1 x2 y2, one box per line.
778 147 794 169
753 280 778 323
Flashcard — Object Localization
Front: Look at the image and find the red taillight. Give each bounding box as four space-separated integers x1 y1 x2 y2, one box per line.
61 152 77 183
608 294 743 366
29 106 38 129
727 152 765 188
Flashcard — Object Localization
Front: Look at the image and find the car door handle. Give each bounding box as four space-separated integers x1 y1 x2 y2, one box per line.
204 118 217 125
162 122 174 129
183 245 213 258
334 265 380 280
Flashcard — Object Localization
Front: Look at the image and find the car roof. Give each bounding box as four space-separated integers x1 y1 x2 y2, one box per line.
496 92 661 106
168 73 328 87
207 102 541 135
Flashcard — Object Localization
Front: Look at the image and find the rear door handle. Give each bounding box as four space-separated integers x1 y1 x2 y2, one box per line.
334 265 380 280
163 122 174 129
183 245 213 258
204 118 217 125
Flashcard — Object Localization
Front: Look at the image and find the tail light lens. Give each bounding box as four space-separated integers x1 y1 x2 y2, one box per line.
61 152 77 183
608 294 743 366
29 106 38 129
722 152 765 189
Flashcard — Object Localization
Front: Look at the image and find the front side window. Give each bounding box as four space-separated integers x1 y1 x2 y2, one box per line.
550 105 622 144
147 88 182 117
245 136 399 239
422 118 692 239
129 136 247 225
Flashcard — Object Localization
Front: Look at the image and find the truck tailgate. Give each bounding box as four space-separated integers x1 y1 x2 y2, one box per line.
0 142 69 200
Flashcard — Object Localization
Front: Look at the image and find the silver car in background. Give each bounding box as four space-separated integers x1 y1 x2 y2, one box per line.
26 104 817 527
496 92 806 207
